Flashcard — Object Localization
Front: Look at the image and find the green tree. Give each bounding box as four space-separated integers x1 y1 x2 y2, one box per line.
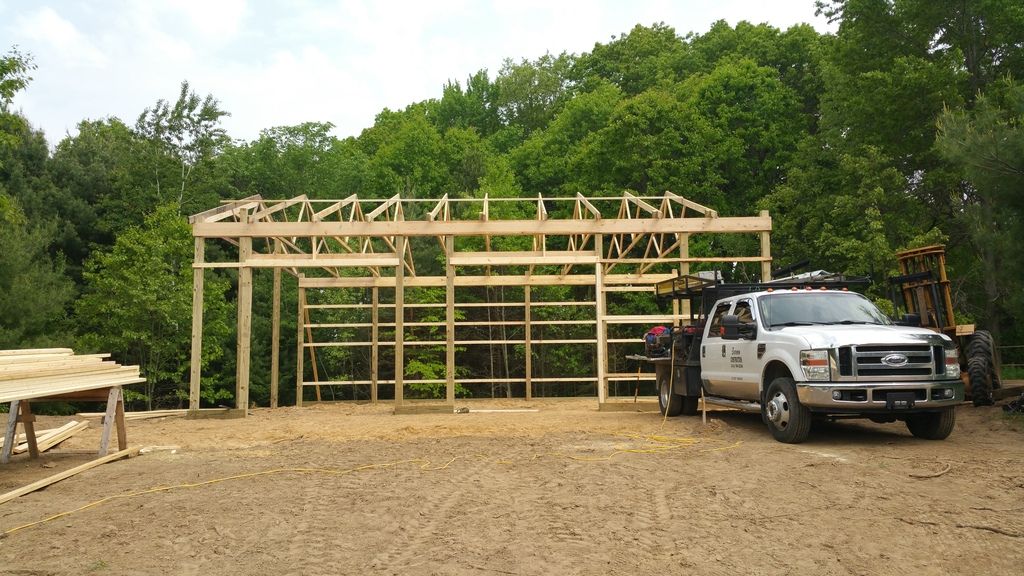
683 58 804 212
573 23 694 95
135 80 230 211
0 46 34 110
510 81 622 196
936 79 1024 342
494 53 575 136
573 88 722 205
75 205 232 408
0 197 75 348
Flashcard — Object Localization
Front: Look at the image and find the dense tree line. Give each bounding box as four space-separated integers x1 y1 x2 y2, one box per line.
2 1 1022 407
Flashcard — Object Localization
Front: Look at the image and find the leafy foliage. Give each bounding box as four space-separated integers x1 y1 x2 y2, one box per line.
2 10 1024 404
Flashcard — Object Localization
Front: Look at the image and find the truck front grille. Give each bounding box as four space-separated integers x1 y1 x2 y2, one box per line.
840 345 937 380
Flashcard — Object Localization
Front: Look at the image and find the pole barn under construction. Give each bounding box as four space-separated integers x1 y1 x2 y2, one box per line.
187 192 772 415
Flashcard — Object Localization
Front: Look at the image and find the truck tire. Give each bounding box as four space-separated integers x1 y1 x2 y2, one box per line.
905 407 955 440
967 330 997 406
657 370 683 417
763 377 811 443
681 395 699 416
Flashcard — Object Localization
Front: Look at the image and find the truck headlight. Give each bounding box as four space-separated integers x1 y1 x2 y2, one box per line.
945 347 960 378
800 349 831 381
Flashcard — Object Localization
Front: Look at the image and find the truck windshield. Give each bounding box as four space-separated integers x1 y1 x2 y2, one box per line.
758 292 891 328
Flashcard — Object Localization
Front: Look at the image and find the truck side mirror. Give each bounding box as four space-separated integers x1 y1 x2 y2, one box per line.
898 313 921 327
722 314 740 340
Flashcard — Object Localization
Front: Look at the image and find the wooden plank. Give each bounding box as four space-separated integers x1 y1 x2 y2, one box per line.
0 377 146 403
395 236 405 407
525 285 532 401
296 283 305 407
16 421 89 455
189 237 205 412
2 401 19 463
371 287 379 404
188 194 261 224
759 210 772 281
445 235 455 405
595 234 608 405
449 251 598 266
239 253 400 267
270 260 281 409
77 408 230 420
21 401 39 459
114 388 127 451
99 387 118 456
0 448 135 506
0 348 74 357
299 273 680 289
0 362 121 382
236 235 253 412
251 194 307 221
193 215 773 238
394 403 455 415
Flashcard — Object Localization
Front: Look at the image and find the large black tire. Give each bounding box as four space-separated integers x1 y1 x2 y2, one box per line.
905 407 956 440
681 395 699 416
657 369 683 417
967 330 997 406
763 377 812 443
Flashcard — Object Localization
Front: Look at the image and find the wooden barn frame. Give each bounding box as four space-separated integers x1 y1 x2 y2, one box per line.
187 192 771 415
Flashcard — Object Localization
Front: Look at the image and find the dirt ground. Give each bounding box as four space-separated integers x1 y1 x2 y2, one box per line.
0 398 1022 575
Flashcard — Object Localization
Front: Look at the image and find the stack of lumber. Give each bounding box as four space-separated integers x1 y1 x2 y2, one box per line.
0 348 144 403
0 420 89 454
76 408 229 420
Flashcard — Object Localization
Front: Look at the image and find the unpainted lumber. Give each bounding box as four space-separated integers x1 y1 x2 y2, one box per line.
0 447 136 506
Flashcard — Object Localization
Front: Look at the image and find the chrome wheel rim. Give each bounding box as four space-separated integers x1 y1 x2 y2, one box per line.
766 390 791 429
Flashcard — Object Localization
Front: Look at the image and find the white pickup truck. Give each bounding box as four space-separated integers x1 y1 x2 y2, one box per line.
651 276 964 443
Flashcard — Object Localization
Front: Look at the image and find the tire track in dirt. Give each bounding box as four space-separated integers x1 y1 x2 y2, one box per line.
278 455 368 575
627 483 672 553
368 453 485 572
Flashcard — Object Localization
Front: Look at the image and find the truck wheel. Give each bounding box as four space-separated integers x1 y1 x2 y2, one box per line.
657 370 683 417
967 331 996 406
763 377 811 444
905 407 955 440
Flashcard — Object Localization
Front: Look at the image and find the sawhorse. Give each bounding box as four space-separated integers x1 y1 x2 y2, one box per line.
1 386 127 464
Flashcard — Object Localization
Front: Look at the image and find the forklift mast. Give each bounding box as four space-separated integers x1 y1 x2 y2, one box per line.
890 245 958 337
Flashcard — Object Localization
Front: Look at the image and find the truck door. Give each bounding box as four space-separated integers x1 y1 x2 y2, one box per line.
700 302 733 395
721 299 762 401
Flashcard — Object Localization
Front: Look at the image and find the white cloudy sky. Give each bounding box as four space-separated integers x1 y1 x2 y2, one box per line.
2 1 833 144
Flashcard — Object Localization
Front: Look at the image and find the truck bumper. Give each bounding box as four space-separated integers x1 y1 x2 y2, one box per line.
796 380 964 411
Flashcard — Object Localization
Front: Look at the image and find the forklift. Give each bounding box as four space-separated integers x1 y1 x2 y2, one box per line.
889 245 1001 406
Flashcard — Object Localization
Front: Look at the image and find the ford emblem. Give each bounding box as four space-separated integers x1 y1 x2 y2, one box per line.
881 353 909 367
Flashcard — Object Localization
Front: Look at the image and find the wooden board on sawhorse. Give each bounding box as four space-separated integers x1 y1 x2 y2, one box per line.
1 386 128 464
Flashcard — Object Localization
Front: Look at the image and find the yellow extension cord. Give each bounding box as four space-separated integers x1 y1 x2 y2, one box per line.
1 433 740 538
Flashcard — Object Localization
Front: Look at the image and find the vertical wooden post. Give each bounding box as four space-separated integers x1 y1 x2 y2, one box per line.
595 234 608 404
525 285 532 401
188 237 205 413
394 236 405 407
1 401 19 463
270 260 281 409
371 286 379 404
679 232 690 318
236 235 253 413
445 235 456 405
760 210 772 282
295 279 305 407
